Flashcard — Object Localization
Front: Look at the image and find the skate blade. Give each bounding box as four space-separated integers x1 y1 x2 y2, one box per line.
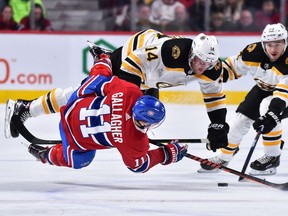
249 167 277 176
87 40 96 48
4 99 15 139
197 168 220 173
20 142 30 148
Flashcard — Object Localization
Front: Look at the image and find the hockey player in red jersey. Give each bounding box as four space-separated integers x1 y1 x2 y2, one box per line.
27 54 188 172
6 29 229 153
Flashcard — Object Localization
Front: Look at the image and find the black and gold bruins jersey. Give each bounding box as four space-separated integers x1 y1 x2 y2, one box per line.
120 29 226 113
223 42 288 103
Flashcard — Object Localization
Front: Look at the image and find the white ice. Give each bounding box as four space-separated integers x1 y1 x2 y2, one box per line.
0 104 287 216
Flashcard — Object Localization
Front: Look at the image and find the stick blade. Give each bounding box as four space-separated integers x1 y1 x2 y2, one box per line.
279 182 288 191
238 176 244 181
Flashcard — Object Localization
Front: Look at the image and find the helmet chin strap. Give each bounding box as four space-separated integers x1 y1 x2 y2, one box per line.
132 117 149 133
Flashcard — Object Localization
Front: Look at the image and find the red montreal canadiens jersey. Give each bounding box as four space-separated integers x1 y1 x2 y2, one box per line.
59 72 164 172
60 75 144 150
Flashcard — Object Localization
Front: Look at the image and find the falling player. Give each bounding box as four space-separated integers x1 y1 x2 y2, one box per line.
5 29 229 153
26 53 188 171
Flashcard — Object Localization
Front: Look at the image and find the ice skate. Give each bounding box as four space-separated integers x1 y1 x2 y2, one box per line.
87 40 112 61
197 156 228 173
28 144 48 163
4 99 17 138
4 99 32 138
249 154 280 176
197 147 239 173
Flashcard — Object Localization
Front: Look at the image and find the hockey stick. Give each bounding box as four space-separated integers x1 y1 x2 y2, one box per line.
238 126 263 181
11 115 288 191
150 140 288 191
149 138 209 143
11 115 61 144
12 115 209 144
238 112 287 181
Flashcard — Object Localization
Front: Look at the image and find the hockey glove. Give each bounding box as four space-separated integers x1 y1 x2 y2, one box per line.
207 123 229 152
253 110 280 134
161 140 188 165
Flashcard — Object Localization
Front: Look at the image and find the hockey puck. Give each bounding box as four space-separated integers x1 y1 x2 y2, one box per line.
218 182 228 187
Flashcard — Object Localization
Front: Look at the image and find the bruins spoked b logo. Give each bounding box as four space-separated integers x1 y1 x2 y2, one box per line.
172 45 180 59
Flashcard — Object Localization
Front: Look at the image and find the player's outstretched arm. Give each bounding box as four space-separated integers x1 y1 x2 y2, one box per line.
161 140 188 165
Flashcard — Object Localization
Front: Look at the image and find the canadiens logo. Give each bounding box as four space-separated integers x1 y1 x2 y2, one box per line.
172 45 180 59
147 110 154 116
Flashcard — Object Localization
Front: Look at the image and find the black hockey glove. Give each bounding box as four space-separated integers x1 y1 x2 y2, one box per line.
253 111 280 134
207 123 229 152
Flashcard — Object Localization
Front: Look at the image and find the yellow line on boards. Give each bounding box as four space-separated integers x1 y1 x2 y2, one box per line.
0 90 50 103
0 90 247 105
160 91 247 105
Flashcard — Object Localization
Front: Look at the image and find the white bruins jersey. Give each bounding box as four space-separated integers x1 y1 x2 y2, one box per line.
26 29 226 124
120 29 226 114
223 42 288 105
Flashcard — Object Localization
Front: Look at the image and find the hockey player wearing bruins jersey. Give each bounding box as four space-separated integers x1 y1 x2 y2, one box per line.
5 29 229 153
199 23 288 175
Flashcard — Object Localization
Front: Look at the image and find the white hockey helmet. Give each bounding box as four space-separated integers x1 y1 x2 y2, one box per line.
261 23 288 53
189 33 220 70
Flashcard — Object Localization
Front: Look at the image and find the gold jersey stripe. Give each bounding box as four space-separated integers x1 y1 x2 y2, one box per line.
202 91 225 98
263 130 283 137
0 90 248 105
225 58 241 80
263 140 282 147
243 60 261 67
129 52 143 69
121 61 145 81
165 66 185 72
273 91 288 99
205 99 226 109
227 142 240 148
42 93 50 114
271 66 283 76
276 83 288 90
220 148 235 155
51 88 60 113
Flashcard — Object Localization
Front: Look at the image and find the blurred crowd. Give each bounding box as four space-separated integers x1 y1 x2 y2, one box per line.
111 0 283 32
0 0 52 31
0 0 286 32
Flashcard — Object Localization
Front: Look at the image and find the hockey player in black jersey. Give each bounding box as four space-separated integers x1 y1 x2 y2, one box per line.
199 23 288 175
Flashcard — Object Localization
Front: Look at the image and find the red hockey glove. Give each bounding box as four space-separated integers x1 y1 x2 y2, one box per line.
161 140 188 165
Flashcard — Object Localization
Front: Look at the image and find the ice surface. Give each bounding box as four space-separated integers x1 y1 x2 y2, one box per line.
0 104 287 216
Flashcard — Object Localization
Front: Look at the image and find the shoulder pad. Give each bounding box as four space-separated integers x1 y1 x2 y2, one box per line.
241 42 266 62
273 50 288 75
161 38 192 73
